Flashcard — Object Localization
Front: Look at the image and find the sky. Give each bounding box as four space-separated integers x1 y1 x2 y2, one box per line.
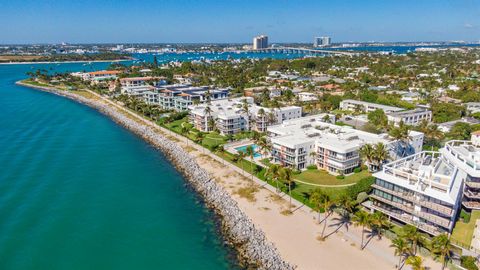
0 0 479 44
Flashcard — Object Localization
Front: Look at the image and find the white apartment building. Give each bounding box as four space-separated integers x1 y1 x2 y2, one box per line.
71 70 122 83
120 76 167 94
369 151 464 235
314 36 331 47
267 115 424 172
369 131 480 235
387 109 432 126
340 99 404 114
188 97 302 135
253 35 268 50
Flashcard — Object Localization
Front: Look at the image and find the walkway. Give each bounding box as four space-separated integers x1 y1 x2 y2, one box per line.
86 89 442 269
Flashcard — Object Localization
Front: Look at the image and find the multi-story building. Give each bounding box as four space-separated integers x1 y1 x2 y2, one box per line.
339 99 404 114
188 97 302 135
155 84 230 111
71 70 122 83
120 76 167 94
387 108 433 126
253 35 268 50
369 151 464 235
267 115 424 172
314 36 331 47
369 132 480 235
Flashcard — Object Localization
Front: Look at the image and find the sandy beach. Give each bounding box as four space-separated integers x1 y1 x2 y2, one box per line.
17 82 443 270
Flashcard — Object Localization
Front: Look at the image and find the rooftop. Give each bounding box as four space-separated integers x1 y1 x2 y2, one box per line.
268 115 392 151
374 151 463 204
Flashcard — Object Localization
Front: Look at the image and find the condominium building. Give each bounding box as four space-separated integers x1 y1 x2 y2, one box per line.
120 76 167 95
314 36 331 47
253 35 269 50
188 97 302 135
369 132 480 235
71 70 122 83
369 151 463 235
339 99 404 114
267 115 424 172
441 131 480 210
154 84 230 111
386 108 433 126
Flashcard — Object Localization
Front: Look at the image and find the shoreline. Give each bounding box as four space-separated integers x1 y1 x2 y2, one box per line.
1 59 133 65
16 81 293 270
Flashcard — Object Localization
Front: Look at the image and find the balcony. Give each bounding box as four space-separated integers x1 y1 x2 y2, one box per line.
370 194 451 229
466 181 480 189
369 203 443 236
372 184 454 216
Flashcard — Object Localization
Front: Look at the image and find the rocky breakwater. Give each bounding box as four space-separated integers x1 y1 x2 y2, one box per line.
17 82 295 270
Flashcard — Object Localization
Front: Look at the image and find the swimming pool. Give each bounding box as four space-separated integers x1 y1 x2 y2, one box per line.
235 144 262 158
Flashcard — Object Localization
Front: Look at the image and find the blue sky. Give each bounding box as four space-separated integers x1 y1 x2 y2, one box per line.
0 0 479 44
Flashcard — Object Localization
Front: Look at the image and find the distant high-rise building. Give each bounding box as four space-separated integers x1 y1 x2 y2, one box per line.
253 35 268 50
314 36 331 47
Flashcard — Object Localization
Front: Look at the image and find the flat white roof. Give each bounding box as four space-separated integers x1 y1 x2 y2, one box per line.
341 99 404 112
374 152 463 204
268 114 392 152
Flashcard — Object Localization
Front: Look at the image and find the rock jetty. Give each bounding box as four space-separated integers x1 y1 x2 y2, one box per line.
17 82 295 270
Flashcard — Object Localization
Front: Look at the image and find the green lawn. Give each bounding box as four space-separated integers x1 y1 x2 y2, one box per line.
451 210 480 248
202 132 227 148
294 168 371 186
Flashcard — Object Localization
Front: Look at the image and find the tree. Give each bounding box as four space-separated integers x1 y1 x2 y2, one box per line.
431 233 452 270
405 255 425 270
322 114 331 123
390 237 411 269
373 142 390 170
448 122 472 140
153 55 158 67
309 189 324 223
359 144 375 171
352 211 371 250
401 225 424 255
319 192 334 239
245 145 255 182
266 164 282 192
280 167 295 209
368 109 388 127
237 151 246 175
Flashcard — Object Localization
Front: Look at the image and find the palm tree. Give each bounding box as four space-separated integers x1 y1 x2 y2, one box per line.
280 167 295 209
245 145 255 182
405 255 425 270
203 106 212 132
257 108 266 131
359 144 375 172
319 192 334 239
257 137 271 160
337 195 356 214
309 189 325 223
402 225 424 256
369 211 391 239
431 233 452 270
181 126 190 146
373 142 390 171
266 164 282 192
216 144 226 165
238 151 246 175
390 237 411 269
353 211 371 250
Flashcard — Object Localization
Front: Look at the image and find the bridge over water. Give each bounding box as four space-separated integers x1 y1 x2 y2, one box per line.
246 47 355 56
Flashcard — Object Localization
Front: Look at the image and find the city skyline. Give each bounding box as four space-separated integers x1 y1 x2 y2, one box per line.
1 0 479 44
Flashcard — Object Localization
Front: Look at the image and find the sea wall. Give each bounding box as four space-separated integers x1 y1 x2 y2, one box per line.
17 82 294 270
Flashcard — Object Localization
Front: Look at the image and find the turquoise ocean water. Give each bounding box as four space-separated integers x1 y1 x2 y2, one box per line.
0 62 242 269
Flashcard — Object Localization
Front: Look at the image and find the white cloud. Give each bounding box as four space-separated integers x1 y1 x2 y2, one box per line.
465 23 474 29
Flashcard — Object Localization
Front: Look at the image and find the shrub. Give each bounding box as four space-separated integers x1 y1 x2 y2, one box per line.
353 167 362 173
461 256 478 270
336 175 345 179
346 176 375 199
356 192 368 204
306 164 317 170
461 209 471 223
293 170 301 175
